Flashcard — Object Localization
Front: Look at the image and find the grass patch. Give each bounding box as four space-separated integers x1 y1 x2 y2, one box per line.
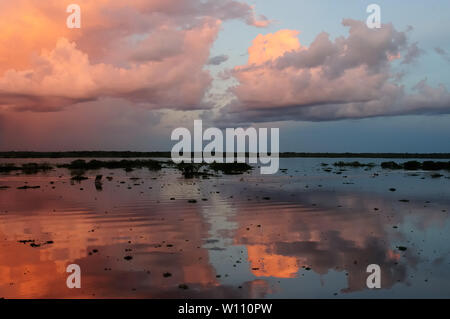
0 163 52 174
333 161 375 168
209 162 252 175
381 161 450 171
58 159 162 171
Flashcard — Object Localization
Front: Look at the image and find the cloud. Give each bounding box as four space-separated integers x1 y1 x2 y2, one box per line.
219 19 450 123
401 42 424 64
0 98 165 151
435 47 450 63
207 54 229 66
0 0 269 112
0 24 217 112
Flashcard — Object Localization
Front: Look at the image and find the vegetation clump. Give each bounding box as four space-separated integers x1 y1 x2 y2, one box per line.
0 163 19 172
333 161 375 168
381 161 450 171
17 185 40 189
0 163 52 174
422 161 450 170
59 159 162 171
403 161 421 170
171 161 252 177
21 163 52 174
381 161 403 169
176 163 211 178
209 162 252 175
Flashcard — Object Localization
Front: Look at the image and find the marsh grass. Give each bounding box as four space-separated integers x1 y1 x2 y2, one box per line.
333 161 376 168
381 161 450 171
58 159 163 171
0 163 52 174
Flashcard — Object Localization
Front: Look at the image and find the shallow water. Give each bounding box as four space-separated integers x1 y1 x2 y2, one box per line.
0 158 450 298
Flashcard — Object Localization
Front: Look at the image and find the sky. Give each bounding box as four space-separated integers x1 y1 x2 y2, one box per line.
0 0 449 152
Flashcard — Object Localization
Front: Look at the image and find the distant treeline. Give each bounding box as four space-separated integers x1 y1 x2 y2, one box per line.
280 152 450 159
0 151 172 158
1 151 450 159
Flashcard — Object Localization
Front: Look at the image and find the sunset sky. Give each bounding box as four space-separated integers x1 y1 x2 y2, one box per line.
0 0 449 152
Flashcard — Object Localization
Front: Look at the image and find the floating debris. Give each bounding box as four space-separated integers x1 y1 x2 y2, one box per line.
17 185 40 190
17 239 53 248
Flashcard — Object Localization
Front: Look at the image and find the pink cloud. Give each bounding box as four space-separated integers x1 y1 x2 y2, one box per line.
220 19 450 123
0 0 269 112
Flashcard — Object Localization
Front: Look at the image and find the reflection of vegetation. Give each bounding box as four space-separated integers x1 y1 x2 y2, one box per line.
59 159 162 171
95 175 103 190
71 175 88 182
333 161 375 168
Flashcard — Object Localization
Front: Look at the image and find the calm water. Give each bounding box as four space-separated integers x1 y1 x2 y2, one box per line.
0 158 450 298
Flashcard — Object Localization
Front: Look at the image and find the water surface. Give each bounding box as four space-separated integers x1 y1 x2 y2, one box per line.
1 158 449 298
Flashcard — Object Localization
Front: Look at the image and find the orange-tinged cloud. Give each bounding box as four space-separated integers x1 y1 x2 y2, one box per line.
0 0 269 112
0 17 219 111
247 30 301 64
0 1 70 73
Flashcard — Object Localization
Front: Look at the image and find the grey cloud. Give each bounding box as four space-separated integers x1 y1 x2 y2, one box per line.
435 47 450 63
207 54 229 66
401 42 424 64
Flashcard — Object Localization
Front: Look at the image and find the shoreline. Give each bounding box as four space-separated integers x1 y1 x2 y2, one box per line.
1 151 450 159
